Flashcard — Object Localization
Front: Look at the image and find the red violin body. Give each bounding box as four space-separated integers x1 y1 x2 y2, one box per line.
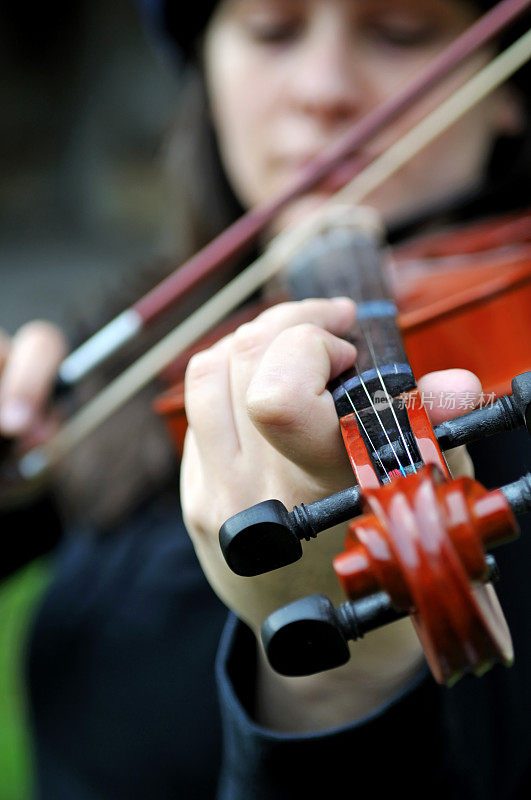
395 211 531 398
156 210 531 456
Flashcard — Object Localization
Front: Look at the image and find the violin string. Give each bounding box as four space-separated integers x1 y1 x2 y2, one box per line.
362 324 418 475
340 380 391 482
353 366 407 477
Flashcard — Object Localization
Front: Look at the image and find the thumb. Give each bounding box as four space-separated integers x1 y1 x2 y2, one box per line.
417 369 482 426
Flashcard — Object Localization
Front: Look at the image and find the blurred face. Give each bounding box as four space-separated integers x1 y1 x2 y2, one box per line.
204 0 518 231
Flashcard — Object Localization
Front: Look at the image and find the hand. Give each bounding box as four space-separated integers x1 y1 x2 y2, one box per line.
182 298 359 627
0 321 67 452
181 298 481 729
181 297 478 624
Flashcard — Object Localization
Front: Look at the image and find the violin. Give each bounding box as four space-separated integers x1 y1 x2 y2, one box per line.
214 206 531 687
9 0 530 687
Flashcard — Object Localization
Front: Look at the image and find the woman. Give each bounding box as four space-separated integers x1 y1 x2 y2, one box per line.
0 0 529 797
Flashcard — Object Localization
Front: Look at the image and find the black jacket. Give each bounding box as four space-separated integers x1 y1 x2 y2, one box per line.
25 429 531 799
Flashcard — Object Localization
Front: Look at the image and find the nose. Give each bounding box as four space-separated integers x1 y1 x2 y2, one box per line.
286 23 368 128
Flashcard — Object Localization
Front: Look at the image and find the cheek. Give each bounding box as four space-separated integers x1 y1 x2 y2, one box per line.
403 99 495 195
207 41 281 208
425 106 494 181
364 105 494 224
358 55 498 219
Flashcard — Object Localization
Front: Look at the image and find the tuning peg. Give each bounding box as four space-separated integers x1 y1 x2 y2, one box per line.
219 500 303 577
262 592 406 676
434 370 531 451
262 595 351 676
219 486 362 577
501 473 531 517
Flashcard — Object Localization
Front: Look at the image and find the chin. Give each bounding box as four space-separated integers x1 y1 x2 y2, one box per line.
264 176 463 239
269 192 341 236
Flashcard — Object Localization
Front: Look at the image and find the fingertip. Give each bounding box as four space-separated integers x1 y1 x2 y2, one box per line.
0 398 34 437
450 368 482 396
418 368 482 397
330 296 356 318
418 368 483 424
329 338 357 380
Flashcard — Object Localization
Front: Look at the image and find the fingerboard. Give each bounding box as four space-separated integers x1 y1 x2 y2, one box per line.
284 217 420 482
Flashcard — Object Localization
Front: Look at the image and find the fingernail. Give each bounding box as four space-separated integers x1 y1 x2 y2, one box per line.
0 399 33 435
331 297 355 315
330 297 356 326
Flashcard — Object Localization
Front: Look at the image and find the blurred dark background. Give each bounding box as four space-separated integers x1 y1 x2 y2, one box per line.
0 0 181 333
0 3 181 797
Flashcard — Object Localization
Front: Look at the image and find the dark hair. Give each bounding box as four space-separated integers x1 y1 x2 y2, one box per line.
162 66 244 259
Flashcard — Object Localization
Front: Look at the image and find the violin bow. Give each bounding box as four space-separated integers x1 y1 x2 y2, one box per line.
18 6 531 479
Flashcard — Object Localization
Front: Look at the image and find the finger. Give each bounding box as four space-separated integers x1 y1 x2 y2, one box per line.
184 333 241 459
185 298 356 466
0 322 67 437
246 323 357 479
417 369 482 426
230 297 355 441
247 297 356 339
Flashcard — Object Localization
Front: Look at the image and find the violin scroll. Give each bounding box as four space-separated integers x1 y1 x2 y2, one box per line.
262 467 530 684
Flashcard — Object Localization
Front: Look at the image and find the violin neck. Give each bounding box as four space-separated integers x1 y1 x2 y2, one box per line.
283 213 416 416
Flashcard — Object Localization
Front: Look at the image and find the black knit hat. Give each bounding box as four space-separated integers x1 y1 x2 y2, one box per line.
138 1 512 57
137 0 217 58
138 0 528 105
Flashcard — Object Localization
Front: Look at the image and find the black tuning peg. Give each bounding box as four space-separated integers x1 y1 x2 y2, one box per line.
262 595 351 676
219 486 362 577
434 370 531 451
219 500 303 577
501 473 531 517
262 592 406 677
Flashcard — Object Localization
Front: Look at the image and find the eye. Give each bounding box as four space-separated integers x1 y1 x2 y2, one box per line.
245 16 302 45
367 20 441 49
